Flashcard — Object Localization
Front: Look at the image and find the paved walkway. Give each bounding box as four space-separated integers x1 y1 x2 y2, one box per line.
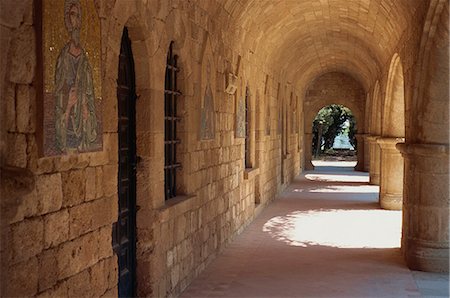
181 162 449 297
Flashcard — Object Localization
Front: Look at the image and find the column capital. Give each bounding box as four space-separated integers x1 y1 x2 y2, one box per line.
377 137 405 149
396 143 449 157
366 134 381 141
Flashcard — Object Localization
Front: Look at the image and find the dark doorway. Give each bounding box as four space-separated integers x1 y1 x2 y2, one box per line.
113 27 137 297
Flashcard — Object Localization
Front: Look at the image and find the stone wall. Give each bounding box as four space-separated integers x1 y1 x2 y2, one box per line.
1 1 447 297
0 0 302 297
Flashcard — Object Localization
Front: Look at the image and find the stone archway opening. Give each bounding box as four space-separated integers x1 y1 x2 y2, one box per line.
378 54 405 211
310 104 358 168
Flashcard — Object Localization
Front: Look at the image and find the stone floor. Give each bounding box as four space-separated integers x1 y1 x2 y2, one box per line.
181 161 449 297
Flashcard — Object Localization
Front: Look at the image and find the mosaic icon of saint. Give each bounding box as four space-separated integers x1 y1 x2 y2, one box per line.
200 61 215 139
55 0 97 153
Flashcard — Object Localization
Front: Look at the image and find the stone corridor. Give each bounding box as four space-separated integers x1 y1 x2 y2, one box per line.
1 0 448 296
181 161 449 297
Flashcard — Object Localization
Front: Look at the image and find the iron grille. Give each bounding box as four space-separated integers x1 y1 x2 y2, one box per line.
245 88 251 168
164 42 181 200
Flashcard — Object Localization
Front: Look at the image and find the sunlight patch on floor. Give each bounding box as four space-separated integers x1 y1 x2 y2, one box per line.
312 160 357 167
263 209 401 248
305 173 369 183
293 185 379 193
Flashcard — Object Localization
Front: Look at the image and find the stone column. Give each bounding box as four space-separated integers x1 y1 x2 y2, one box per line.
363 135 370 172
367 135 381 185
377 137 404 210
304 133 314 170
397 143 449 272
355 134 366 172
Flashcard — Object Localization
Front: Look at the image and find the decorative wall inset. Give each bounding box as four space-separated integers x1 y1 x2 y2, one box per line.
235 95 246 138
199 34 216 140
40 0 103 156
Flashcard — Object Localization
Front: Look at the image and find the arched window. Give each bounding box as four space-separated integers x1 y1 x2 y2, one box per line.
164 42 181 200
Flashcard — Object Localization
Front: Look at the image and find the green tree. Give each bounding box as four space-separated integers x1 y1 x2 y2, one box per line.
312 104 356 155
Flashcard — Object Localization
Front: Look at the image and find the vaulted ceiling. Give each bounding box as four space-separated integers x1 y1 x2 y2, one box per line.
222 0 426 90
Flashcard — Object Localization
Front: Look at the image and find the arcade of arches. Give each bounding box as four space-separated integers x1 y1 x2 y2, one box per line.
0 0 448 297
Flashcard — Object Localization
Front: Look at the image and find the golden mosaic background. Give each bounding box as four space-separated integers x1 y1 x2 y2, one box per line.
43 0 102 99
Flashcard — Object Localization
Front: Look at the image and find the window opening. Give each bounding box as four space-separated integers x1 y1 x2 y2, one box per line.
164 42 182 200
245 87 251 168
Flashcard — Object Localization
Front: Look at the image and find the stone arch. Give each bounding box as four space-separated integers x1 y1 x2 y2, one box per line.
370 80 382 135
417 1 449 144
377 54 405 211
364 92 371 134
303 72 365 170
103 4 157 296
307 103 359 169
411 0 448 143
367 80 383 185
382 54 405 138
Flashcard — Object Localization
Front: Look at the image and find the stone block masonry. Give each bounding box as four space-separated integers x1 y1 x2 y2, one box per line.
1 0 448 297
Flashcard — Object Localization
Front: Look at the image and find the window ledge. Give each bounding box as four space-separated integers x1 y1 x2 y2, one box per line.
244 167 260 180
158 194 199 223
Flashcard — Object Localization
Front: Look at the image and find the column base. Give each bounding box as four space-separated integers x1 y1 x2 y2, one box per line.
305 162 314 171
379 193 402 210
369 173 380 185
405 240 449 273
367 135 381 185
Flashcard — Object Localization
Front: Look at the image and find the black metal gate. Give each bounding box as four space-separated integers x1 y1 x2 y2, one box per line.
113 27 137 298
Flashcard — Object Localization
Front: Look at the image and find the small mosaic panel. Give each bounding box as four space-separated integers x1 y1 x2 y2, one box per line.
235 96 246 138
41 0 102 156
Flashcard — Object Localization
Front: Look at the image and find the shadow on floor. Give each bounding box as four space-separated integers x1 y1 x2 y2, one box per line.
181 161 449 298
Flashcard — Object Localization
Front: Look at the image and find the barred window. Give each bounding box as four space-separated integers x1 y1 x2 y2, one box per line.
245 87 251 168
164 42 181 200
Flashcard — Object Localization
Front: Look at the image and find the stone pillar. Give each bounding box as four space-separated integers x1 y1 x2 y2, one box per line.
355 134 366 172
377 137 404 210
367 135 381 185
397 143 449 272
363 135 370 172
304 133 314 170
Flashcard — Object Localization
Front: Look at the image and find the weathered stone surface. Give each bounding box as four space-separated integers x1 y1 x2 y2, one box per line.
9 187 38 224
102 164 117 197
85 167 97 201
36 173 63 214
0 25 12 93
9 25 35 84
97 225 114 260
16 84 35 133
66 269 91 298
57 232 98 280
11 217 43 264
37 248 58 292
89 258 112 297
6 133 27 168
4 82 15 132
54 155 79 172
62 170 86 208
96 166 104 198
44 209 69 248
69 197 115 239
0 0 30 28
36 282 68 298
6 257 38 297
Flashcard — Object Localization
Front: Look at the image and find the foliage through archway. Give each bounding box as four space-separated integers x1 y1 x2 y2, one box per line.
312 104 356 156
